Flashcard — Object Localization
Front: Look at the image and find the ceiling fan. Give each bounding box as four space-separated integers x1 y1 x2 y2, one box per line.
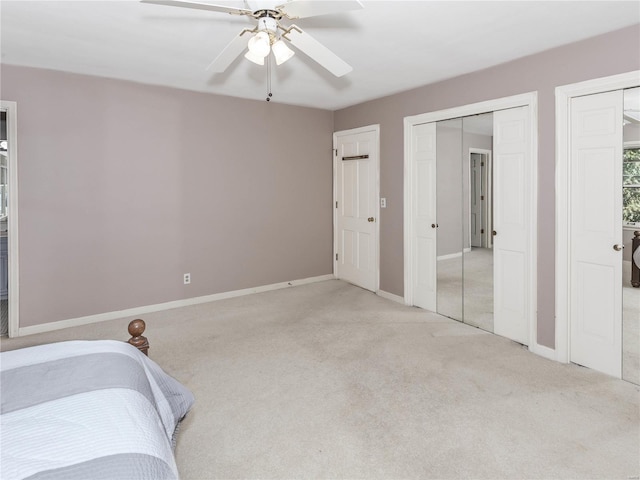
140 0 364 77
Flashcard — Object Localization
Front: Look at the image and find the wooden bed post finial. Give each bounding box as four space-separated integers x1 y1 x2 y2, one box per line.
128 319 149 356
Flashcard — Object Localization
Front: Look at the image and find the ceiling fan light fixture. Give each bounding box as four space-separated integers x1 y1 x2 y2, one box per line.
244 49 265 65
247 31 271 58
272 39 295 65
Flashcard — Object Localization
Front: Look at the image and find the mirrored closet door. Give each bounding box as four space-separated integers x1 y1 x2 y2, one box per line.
436 118 463 321
462 114 494 332
623 86 639 385
434 113 495 333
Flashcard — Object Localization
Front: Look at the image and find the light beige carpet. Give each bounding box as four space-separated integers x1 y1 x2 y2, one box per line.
623 260 640 386
1 280 639 479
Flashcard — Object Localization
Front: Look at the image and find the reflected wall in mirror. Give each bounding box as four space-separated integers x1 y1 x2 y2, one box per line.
462 114 494 332
623 86 640 385
436 118 463 321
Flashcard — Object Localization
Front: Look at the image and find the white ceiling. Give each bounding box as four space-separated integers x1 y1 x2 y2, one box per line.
1 1 639 110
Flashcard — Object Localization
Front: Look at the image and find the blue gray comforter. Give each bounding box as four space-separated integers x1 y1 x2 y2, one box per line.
0 340 194 480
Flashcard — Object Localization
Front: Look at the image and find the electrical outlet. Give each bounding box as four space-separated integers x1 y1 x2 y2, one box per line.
183 273 191 285
381 197 387 208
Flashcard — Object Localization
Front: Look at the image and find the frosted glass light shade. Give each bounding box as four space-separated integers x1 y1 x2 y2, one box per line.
272 40 294 65
247 31 270 58
244 49 265 65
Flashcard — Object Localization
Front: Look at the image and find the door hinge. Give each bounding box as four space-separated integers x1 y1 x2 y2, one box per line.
336 201 338 208
481 229 485 234
481 162 485 167
336 253 338 261
481 195 484 200
334 148 338 157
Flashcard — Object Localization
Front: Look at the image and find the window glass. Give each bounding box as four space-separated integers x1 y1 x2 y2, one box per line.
623 147 640 226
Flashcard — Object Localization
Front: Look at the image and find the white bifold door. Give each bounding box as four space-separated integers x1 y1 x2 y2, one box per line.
410 122 438 311
334 128 378 292
493 106 532 346
569 90 623 378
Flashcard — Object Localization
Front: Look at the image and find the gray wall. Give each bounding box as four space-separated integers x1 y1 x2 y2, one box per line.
1 65 334 328
334 25 640 349
3 25 639 342
624 123 640 143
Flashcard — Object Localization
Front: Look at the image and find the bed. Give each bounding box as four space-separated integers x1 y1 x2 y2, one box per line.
0 320 194 480
632 230 640 288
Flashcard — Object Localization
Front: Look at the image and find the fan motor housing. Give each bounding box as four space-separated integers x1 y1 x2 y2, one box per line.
257 15 279 34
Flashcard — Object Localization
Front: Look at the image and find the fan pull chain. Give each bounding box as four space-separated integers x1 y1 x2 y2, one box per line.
266 54 273 102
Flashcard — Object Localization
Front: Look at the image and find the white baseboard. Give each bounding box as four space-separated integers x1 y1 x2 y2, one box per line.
17 274 335 337
377 289 404 304
529 342 558 362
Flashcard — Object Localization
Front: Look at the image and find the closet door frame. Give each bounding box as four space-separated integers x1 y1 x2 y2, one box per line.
1 101 19 338
403 91 539 350
555 70 640 367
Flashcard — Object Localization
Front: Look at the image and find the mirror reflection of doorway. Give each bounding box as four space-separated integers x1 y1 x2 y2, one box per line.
470 151 491 249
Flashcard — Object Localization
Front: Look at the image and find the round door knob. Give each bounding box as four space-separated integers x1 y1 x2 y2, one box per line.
431 224 438 228
492 230 497 236
613 244 623 251
368 217 375 222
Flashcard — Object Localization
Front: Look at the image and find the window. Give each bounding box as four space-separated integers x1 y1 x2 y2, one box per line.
623 146 640 227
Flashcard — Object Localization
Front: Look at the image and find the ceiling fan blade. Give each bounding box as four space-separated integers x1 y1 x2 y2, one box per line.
277 0 363 19
283 25 352 77
140 0 252 16
207 30 252 72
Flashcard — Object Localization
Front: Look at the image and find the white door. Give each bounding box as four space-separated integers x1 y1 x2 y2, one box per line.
410 122 437 310
493 106 531 345
569 90 623 377
334 127 378 292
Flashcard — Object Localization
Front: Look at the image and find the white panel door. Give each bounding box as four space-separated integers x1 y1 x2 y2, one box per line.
493 107 531 345
335 129 378 292
411 122 437 311
570 90 623 378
